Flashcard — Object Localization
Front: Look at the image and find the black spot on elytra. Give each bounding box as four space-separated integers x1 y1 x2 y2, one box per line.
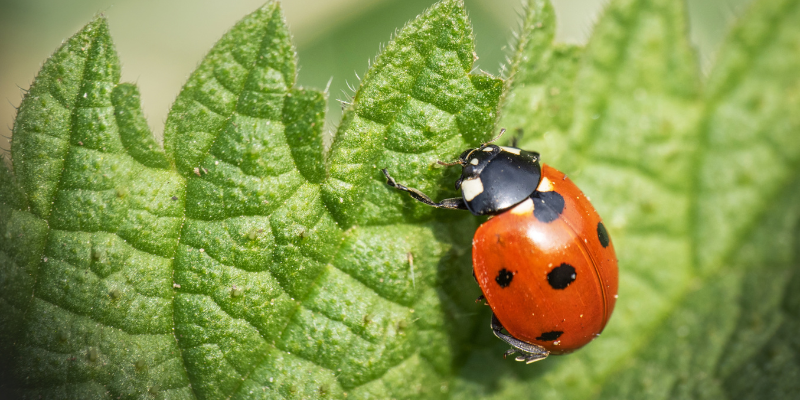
536 331 563 341
532 191 565 223
548 263 576 289
496 268 514 288
597 221 610 248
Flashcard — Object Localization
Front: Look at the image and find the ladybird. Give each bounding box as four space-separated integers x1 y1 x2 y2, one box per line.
382 134 618 363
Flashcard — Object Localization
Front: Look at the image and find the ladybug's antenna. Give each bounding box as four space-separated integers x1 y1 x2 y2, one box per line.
435 128 508 167
483 128 507 146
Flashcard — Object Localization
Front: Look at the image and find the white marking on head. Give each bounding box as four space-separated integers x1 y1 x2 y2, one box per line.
537 176 554 192
469 158 479 165
461 177 484 201
511 198 534 215
482 146 494 152
499 146 521 155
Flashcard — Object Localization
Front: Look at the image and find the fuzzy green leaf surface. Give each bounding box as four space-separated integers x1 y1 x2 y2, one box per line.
5 18 191 398
476 0 800 398
3 0 800 398
1 1 499 399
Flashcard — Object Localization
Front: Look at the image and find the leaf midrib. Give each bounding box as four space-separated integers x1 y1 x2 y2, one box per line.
688 0 797 273
581 1 800 396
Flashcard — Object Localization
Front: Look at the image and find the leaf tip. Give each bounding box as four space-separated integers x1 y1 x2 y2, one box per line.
84 13 112 36
253 0 281 17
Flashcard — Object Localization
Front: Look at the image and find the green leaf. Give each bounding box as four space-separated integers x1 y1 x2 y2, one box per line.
597 0 800 397
499 0 583 159
477 0 800 398
2 0 497 398
0 160 49 386
4 0 800 398
322 0 503 227
162 5 346 398
6 17 190 398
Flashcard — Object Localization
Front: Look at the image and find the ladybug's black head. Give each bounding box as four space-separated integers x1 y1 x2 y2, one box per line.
454 144 542 216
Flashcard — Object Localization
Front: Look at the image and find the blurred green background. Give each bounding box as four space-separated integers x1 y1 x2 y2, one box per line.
0 0 751 157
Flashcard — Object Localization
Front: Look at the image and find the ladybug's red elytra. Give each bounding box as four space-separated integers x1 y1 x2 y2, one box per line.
382 134 618 363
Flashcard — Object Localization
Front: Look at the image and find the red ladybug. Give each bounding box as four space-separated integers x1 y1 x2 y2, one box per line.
382 136 618 363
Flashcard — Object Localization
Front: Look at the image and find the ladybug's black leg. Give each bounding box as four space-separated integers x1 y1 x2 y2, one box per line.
491 314 549 364
511 128 524 148
382 169 468 211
